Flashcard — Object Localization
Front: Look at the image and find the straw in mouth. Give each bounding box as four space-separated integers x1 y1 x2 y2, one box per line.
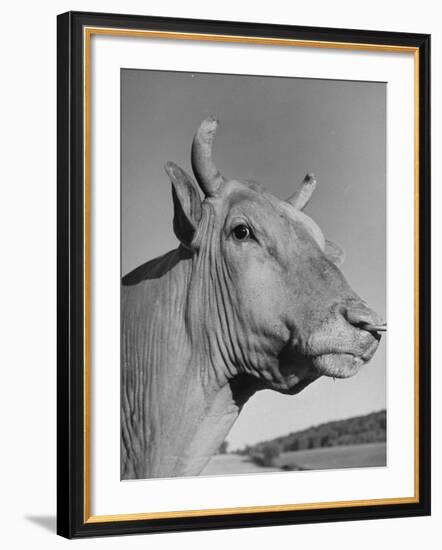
362 323 387 333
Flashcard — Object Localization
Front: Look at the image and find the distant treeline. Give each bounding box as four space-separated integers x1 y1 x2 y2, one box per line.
237 410 386 456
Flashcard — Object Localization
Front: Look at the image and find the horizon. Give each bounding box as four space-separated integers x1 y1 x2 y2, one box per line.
121 69 386 451
228 408 386 452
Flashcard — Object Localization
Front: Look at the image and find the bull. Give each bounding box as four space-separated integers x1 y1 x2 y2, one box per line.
121 117 384 479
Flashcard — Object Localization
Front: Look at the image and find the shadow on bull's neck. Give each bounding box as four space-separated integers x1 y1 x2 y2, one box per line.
230 374 266 408
122 246 192 286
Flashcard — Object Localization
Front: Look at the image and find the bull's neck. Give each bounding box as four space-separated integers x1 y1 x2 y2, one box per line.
121 247 254 480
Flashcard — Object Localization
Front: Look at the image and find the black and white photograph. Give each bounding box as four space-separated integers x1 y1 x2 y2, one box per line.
120 69 387 481
1 1 435 545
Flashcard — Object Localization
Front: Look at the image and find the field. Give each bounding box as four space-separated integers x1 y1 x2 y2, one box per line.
201 453 278 475
201 442 386 476
275 442 386 470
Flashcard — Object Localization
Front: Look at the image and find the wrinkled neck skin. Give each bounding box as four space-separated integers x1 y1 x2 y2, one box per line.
121 204 313 480
121 242 263 481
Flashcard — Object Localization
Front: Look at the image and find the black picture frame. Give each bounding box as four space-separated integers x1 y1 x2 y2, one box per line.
57 10 431 539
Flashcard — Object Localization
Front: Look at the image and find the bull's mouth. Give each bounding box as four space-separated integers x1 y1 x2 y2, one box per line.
276 334 381 394
309 334 380 379
313 334 381 379
312 352 368 379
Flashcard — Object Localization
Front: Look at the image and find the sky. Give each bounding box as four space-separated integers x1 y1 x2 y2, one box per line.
121 69 386 450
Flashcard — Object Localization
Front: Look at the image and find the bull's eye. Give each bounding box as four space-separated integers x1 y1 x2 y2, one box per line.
233 224 251 241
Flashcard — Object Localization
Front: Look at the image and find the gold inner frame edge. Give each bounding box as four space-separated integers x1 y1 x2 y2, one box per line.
82 26 420 524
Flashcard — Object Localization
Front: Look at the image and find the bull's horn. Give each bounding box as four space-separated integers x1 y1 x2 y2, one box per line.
191 117 224 196
287 173 317 210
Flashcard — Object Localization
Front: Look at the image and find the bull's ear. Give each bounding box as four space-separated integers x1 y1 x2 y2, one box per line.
165 161 202 249
325 240 345 267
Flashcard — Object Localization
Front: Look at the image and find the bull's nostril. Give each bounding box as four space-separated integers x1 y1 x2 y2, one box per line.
342 303 385 334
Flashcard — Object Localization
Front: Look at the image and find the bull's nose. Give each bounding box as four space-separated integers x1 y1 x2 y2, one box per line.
342 303 386 335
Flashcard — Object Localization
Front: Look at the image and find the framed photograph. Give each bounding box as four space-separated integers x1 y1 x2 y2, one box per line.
57 11 431 538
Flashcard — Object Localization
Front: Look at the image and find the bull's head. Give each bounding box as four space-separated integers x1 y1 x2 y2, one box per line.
164 117 384 395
